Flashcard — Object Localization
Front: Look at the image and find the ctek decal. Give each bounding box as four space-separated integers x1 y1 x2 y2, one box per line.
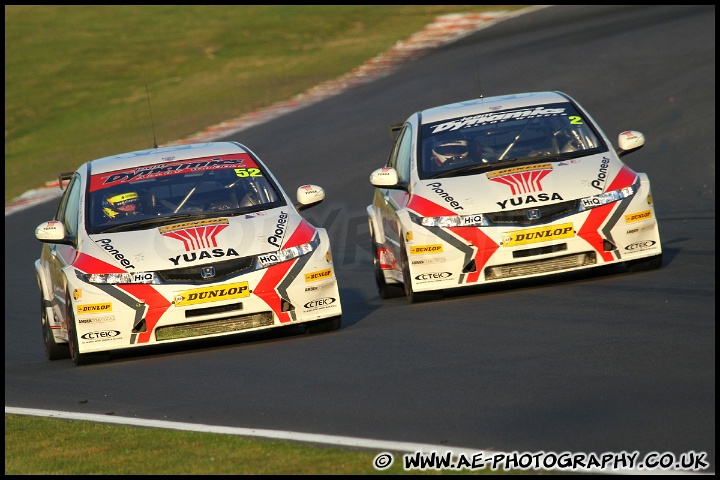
410 244 443 255
487 164 553 195
625 210 652 223
81 330 121 340
303 297 337 310
624 240 657 253
305 268 332 283
415 272 452 281
173 282 249 307
502 223 574 247
160 218 229 251
77 303 112 315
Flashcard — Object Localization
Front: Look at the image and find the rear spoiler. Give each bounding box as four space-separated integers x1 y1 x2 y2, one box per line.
388 123 403 141
57 172 74 191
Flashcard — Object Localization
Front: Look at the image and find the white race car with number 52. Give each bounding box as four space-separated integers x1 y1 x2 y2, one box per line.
368 91 662 303
35 141 342 365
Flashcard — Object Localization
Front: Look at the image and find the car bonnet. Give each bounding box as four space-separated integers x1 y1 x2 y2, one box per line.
79 208 313 273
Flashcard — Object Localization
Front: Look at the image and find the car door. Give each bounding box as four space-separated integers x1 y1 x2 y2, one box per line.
47 174 82 323
375 123 413 275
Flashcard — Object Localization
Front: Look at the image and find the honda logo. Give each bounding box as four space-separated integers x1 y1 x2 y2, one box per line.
200 266 216 279
526 208 541 220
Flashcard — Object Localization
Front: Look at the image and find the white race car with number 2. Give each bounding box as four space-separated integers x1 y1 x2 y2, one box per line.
368 91 662 303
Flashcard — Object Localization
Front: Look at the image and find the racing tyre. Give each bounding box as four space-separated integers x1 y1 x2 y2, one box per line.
400 239 442 304
626 253 663 273
65 290 109 366
40 290 70 361
372 239 404 300
305 315 341 335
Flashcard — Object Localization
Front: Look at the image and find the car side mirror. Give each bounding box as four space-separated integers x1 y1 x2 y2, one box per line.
295 184 325 211
35 221 72 245
369 167 400 188
616 130 645 157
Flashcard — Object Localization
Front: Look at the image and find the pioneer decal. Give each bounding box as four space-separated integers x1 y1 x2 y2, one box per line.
268 211 288 248
160 218 229 251
77 303 113 315
304 268 332 283
625 210 652 223
487 163 553 195
94 238 136 269
173 282 250 307
592 157 611 191
425 183 465 210
410 244 443 255
496 192 563 210
502 223 574 247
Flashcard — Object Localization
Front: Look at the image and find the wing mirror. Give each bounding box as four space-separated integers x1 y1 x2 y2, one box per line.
295 184 325 211
616 130 645 157
369 167 399 187
35 220 72 244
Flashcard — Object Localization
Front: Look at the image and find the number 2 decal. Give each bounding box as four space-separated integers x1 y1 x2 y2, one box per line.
234 168 262 177
569 116 583 125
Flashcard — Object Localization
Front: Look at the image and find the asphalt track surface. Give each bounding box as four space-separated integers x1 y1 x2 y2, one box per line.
5 5 715 474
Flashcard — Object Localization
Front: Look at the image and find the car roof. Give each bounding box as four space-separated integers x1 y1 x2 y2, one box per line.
419 91 571 125
87 141 249 174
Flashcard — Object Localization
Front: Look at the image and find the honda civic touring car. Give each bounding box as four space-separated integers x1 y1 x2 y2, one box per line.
35 141 342 365
368 91 662 303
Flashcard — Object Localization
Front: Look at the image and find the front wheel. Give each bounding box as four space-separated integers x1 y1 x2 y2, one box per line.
400 239 442 304
372 239 404 300
40 289 69 361
66 290 109 366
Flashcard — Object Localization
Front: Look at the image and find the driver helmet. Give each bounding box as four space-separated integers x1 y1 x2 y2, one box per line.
432 132 468 166
103 190 140 219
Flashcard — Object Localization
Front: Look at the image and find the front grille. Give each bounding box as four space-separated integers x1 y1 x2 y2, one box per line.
156 256 255 283
485 251 596 280
485 200 579 226
155 312 274 341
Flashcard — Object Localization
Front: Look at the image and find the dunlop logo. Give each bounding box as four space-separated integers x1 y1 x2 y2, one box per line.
173 282 249 307
502 223 574 247
77 303 112 315
410 244 443 255
305 268 332 283
625 210 652 224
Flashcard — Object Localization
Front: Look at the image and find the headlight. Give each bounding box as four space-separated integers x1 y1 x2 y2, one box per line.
411 213 486 228
255 237 318 269
78 271 160 284
579 182 637 211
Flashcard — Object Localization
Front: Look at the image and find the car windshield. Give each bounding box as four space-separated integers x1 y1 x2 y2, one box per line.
419 101 607 180
86 152 285 234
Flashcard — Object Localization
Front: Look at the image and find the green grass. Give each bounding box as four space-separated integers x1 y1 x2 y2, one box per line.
5 414 557 475
6 5 546 475
5 5 528 204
